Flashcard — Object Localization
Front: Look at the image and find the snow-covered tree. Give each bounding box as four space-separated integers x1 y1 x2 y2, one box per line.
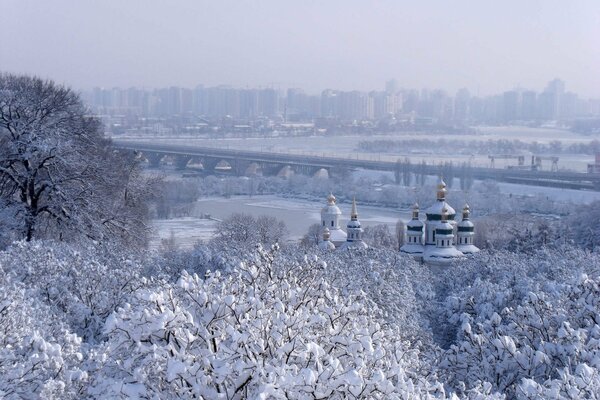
0 74 154 247
90 245 445 399
212 213 287 249
363 224 398 249
435 249 600 397
0 241 148 342
300 223 323 248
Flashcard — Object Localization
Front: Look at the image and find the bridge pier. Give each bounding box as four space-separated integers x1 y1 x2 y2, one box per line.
313 167 329 179
200 157 219 174
245 162 262 177
174 155 192 170
232 159 250 176
261 163 285 176
145 152 164 168
277 165 295 179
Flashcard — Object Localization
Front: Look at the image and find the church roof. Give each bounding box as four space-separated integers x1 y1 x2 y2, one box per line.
319 240 336 251
328 228 347 244
426 201 456 216
340 240 368 250
458 219 475 228
321 204 342 215
400 243 424 254
347 219 361 229
407 218 424 228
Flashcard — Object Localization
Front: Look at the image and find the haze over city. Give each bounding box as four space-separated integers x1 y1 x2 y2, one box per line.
2 0 600 96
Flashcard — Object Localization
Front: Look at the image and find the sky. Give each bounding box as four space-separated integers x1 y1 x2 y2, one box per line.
1 0 599 97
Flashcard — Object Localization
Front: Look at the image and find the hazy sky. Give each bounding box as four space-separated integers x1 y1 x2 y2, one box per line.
2 1 599 97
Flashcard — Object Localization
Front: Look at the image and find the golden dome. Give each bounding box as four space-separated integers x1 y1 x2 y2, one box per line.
436 177 447 200
462 203 471 219
327 193 336 204
412 202 420 219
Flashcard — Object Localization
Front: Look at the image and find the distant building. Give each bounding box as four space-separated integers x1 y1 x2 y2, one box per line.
520 91 537 120
503 90 520 122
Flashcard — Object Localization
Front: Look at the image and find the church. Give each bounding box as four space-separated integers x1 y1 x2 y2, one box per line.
318 178 479 265
400 177 479 265
319 193 368 250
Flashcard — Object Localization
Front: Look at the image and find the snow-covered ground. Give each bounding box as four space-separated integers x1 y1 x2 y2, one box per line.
150 217 217 250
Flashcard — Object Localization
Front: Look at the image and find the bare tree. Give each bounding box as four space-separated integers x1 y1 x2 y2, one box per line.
363 224 398 249
395 219 405 250
0 74 154 246
255 215 288 246
300 223 323 248
211 213 287 248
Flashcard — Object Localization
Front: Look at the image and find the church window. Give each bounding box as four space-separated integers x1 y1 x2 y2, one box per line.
331 221 334 227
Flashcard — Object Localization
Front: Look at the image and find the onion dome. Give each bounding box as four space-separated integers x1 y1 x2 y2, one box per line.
457 203 479 254
319 227 336 251
462 203 470 219
402 202 425 254
458 203 474 230
321 192 346 246
426 177 456 219
327 193 336 204
321 192 342 215
437 177 447 201
407 202 424 231
412 202 420 219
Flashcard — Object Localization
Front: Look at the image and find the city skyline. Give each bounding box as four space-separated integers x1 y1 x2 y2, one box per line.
85 78 600 127
2 1 600 97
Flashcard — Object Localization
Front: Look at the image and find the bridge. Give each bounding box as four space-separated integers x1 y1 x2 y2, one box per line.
114 140 600 191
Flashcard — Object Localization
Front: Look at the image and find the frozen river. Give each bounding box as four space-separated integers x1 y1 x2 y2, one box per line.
151 195 411 249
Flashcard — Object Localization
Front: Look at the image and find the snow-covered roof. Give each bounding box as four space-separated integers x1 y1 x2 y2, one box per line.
400 244 424 254
436 221 454 235
318 240 336 251
340 240 368 250
347 220 362 229
321 204 342 215
423 245 464 265
426 201 456 217
456 244 480 254
407 219 424 228
457 219 474 228
329 228 347 245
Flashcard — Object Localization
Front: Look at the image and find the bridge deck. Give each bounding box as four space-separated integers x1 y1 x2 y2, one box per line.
114 140 600 191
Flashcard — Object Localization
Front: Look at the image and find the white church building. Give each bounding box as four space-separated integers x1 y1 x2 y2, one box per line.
400 177 479 265
317 178 478 264
319 194 367 250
